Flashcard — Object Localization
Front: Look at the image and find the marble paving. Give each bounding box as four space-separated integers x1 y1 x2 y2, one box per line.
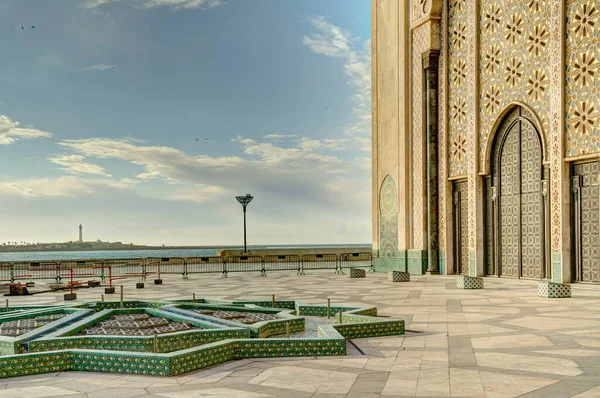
2 272 600 397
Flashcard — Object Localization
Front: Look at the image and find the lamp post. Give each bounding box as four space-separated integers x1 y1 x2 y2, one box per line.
236 194 254 254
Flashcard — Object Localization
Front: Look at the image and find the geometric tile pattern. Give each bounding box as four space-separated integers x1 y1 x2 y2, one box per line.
0 314 66 336
438 1 449 252
478 0 551 169
538 281 572 298
0 297 404 379
572 161 600 282
387 271 410 282
448 0 469 177
454 181 469 275
379 175 398 258
0 273 599 396
456 275 484 289
349 268 366 278
566 0 600 157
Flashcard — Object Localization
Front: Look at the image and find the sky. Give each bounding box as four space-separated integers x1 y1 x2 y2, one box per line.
0 0 371 246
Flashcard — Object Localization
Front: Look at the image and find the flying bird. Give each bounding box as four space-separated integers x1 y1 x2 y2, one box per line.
21 25 24 30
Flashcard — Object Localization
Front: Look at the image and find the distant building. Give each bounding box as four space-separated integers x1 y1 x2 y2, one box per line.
79 224 83 243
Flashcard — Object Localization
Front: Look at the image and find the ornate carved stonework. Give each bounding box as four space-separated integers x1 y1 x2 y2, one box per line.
379 175 399 258
411 0 443 26
566 0 600 157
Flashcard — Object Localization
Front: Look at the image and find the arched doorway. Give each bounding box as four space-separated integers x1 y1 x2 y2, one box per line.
379 175 398 257
485 106 549 279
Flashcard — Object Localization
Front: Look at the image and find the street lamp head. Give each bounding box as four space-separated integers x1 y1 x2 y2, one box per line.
236 194 254 207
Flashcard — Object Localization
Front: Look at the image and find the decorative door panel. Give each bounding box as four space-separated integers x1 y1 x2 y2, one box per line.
572 162 600 283
486 106 545 279
520 123 543 279
499 123 521 278
484 177 495 275
453 181 469 275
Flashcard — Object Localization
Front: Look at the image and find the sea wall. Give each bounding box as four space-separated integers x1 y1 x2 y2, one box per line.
216 247 372 257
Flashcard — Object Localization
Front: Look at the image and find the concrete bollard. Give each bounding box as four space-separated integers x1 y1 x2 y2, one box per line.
64 293 77 301
338 311 342 324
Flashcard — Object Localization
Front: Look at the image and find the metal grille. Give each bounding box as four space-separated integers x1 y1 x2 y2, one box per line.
263 255 301 272
301 254 338 271
185 257 225 274
573 161 600 282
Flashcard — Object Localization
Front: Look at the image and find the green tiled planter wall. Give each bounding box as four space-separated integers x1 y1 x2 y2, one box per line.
0 297 405 379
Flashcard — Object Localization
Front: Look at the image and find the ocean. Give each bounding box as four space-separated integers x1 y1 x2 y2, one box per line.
0 244 370 262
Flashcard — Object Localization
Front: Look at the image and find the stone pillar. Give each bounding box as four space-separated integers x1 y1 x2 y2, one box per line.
423 50 440 274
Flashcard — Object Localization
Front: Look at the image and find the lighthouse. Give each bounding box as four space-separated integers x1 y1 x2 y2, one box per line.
79 224 83 243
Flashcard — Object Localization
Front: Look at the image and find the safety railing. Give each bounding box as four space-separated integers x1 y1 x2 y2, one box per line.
104 258 146 280
263 255 301 274
225 256 264 277
60 260 102 282
339 252 373 272
185 257 225 279
146 257 185 280
0 252 372 283
301 254 338 274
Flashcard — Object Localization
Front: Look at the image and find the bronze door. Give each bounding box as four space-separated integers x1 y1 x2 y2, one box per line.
453 181 469 275
572 162 600 282
489 109 545 279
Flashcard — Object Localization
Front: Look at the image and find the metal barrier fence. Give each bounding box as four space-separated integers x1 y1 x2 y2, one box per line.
103 258 145 280
225 256 264 276
185 257 225 278
0 252 372 283
339 252 373 272
301 254 338 274
146 257 185 279
263 255 301 274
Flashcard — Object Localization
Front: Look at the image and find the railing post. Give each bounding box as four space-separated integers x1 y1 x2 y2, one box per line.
100 261 106 282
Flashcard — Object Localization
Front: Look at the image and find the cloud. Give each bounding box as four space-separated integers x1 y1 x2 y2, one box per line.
48 154 112 177
1 176 132 198
303 16 371 136
51 135 368 212
83 64 118 71
263 133 296 140
83 0 226 10
0 115 53 146
296 136 370 152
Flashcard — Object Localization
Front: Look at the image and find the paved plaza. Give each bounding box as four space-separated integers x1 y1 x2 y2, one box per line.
2 272 600 397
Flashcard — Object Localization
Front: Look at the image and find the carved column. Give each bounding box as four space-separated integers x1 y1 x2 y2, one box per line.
423 50 440 274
